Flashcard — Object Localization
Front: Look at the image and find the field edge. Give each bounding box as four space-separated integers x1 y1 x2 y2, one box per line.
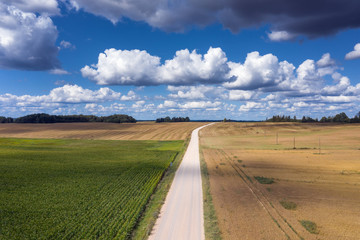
200 145 222 240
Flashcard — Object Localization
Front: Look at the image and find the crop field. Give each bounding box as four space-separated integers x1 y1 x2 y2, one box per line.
200 122 360 240
0 122 206 140
0 138 183 239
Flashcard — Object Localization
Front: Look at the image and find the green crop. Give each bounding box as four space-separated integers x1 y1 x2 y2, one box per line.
0 138 183 239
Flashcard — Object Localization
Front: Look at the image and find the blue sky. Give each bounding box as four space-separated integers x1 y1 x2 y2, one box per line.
0 1 360 120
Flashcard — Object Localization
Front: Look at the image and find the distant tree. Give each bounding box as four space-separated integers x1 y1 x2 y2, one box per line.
0 116 13 123
266 115 299 122
301 116 317 123
12 113 136 123
332 112 349 123
155 116 190 123
15 113 56 123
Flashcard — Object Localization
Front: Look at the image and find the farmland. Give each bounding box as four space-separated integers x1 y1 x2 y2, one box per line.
200 122 360 240
0 122 206 140
0 138 184 239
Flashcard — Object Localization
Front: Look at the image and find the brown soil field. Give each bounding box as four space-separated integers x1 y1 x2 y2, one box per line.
0 122 207 140
200 122 360 240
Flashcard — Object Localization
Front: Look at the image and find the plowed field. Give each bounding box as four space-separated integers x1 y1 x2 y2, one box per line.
200 122 360 240
0 122 206 140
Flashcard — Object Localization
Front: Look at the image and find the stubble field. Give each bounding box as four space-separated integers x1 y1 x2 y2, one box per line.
200 122 360 240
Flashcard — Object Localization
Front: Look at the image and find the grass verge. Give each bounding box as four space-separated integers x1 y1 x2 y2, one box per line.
299 220 319 234
254 176 275 184
131 138 189 240
200 146 222 240
280 200 297 210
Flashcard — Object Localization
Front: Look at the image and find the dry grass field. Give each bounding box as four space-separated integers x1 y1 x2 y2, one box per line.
200 122 360 240
0 122 206 140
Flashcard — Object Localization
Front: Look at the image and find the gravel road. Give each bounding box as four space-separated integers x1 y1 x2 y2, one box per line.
149 124 213 240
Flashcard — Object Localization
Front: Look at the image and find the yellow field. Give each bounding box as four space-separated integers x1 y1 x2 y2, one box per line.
0 122 207 140
200 122 360 240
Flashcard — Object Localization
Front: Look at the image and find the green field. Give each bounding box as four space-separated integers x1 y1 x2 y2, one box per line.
0 138 183 239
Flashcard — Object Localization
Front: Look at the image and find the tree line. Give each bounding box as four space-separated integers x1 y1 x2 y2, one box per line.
267 112 360 123
155 116 190 123
0 113 136 123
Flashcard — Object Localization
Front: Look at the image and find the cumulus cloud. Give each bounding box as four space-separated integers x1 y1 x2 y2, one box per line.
0 85 121 107
81 48 161 85
345 43 360 60
322 73 350 95
224 51 295 90
82 47 357 102
0 3 60 70
65 0 360 38
120 90 139 101
81 47 230 86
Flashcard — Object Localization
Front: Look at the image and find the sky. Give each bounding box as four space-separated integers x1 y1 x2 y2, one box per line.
0 0 360 120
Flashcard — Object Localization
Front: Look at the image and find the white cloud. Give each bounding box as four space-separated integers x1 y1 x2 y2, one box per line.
49 69 70 75
10 0 59 15
239 102 265 112
321 96 357 103
224 51 295 90
85 103 125 113
82 47 360 107
48 85 121 103
345 43 360 60
81 47 229 86
158 47 229 85
228 90 256 100
168 85 226 100
345 83 360 95
293 102 309 107
316 53 337 76
0 85 121 106
0 3 59 70
132 100 146 108
268 31 295 41
120 90 138 101
158 100 178 109
317 53 336 68
322 73 350 95
267 101 289 108
60 40 75 49
81 48 161 85
179 101 221 109
157 100 222 110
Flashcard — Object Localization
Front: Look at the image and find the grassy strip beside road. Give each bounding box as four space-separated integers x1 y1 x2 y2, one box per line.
0 138 183 239
200 146 222 240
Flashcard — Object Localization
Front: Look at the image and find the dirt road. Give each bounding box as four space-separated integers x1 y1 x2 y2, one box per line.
149 124 213 240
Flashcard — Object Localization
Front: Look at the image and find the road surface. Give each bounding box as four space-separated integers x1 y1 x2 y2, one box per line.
149 123 213 240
